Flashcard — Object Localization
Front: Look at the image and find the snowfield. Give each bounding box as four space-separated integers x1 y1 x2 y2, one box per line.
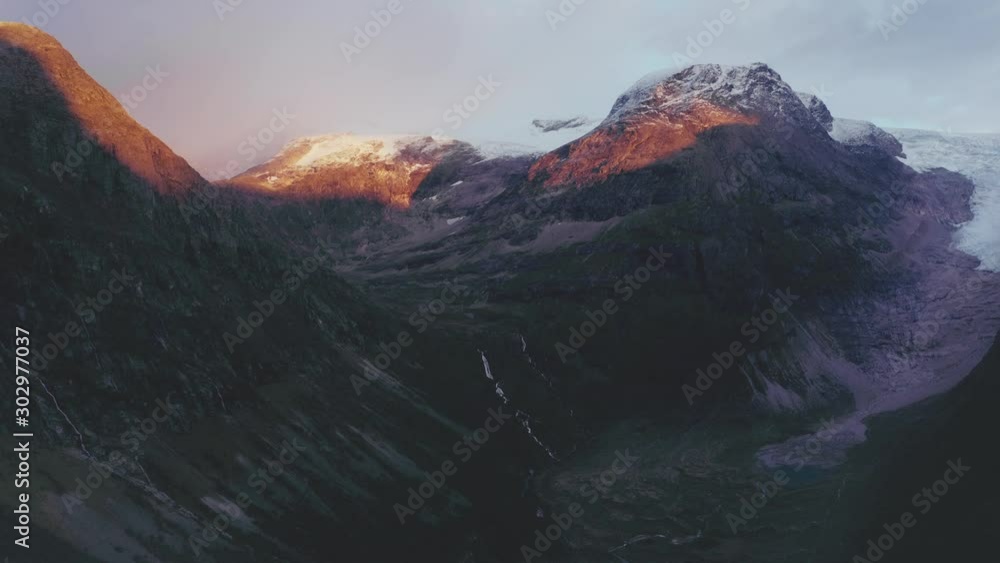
891 128 1000 271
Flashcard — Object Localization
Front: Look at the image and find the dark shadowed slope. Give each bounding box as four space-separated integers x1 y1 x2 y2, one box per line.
0 22 539 563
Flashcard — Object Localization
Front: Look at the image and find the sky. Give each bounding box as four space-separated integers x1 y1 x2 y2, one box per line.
3 0 999 177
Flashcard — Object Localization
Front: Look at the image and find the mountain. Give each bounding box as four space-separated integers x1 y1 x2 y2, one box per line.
328 62 998 425
529 64 832 188
3 24 999 563
0 22 203 195
1 23 538 563
229 133 464 207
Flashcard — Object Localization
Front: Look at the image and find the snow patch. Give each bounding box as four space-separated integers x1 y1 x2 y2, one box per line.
288 134 453 168
296 135 403 167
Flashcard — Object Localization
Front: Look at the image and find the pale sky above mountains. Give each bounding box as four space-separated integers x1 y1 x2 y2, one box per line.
3 0 998 176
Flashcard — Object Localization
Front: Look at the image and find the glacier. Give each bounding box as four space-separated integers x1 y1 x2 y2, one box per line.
890 128 1000 271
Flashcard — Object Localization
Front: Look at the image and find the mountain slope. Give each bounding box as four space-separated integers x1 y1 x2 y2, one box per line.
0 23 539 563
329 64 998 500
528 64 830 188
0 22 203 195
2 27 998 563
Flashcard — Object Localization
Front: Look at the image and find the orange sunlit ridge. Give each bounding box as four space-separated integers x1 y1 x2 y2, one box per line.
529 100 759 188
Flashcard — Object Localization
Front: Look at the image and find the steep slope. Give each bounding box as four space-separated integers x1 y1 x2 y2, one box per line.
0 23 538 563
0 22 203 195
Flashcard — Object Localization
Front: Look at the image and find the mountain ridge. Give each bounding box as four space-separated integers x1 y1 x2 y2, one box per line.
0 22 204 195
228 133 466 207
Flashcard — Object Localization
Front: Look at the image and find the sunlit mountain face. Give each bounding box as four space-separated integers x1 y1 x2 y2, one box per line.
530 99 759 188
0 23 203 195
2 14 999 563
229 134 464 208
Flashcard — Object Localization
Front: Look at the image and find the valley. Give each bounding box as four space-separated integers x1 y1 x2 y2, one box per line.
1 20 997 563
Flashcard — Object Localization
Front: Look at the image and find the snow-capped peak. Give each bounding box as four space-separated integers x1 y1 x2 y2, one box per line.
604 63 824 134
230 133 463 207
280 134 455 169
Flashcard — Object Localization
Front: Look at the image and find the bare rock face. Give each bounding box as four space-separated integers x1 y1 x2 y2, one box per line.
796 91 834 132
0 22 204 195
230 134 464 208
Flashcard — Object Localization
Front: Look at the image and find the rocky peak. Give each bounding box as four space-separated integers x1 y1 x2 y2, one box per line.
530 63 835 188
796 92 835 132
604 63 825 134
